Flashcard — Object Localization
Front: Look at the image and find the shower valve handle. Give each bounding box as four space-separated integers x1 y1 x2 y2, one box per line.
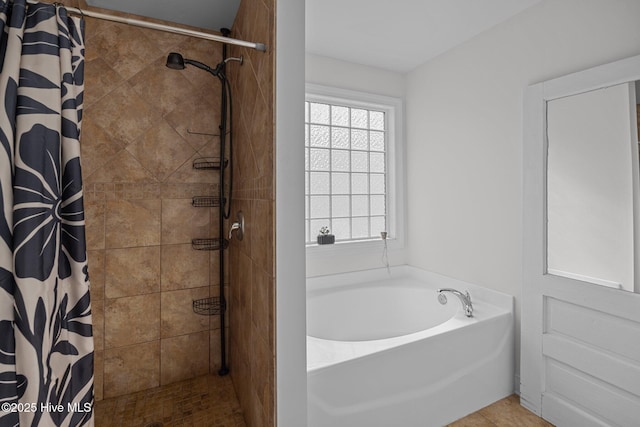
228 211 245 241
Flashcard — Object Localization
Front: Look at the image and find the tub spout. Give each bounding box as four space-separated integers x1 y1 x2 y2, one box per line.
437 288 473 317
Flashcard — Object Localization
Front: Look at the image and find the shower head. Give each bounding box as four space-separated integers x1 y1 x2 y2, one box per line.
166 52 220 76
165 52 243 78
166 52 185 70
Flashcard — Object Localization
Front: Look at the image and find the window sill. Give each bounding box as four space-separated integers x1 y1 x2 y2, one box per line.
306 237 401 255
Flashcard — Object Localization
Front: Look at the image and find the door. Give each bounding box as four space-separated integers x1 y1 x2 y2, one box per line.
522 55 640 426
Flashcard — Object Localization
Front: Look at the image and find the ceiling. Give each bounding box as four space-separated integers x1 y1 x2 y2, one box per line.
85 0 241 33
306 0 542 73
86 0 542 74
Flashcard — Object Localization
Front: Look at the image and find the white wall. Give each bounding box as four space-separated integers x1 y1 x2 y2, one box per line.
405 0 640 389
306 53 405 98
305 53 407 276
276 0 307 425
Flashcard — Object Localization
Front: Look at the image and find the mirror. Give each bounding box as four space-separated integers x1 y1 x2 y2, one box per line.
546 81 640 292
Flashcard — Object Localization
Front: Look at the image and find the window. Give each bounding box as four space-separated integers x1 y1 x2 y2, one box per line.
305 85 403 247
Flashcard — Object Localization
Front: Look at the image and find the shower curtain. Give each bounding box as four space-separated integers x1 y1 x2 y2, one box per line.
0 1 93 426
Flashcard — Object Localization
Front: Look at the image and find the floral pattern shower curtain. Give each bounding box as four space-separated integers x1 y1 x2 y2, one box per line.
0 1 93 426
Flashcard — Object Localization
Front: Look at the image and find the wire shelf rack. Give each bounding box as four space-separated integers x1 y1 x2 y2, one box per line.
193 296 226 316
192 238 229 251
192 157 228 170
192 196 223 207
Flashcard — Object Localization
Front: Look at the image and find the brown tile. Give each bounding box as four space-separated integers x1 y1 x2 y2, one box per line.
88 83 162 147
105 199 161 248
165 151 223 184
84 199 105 250
83 16 115 49
90 23 163 81
105 246 160 298
160 331 209 385
164 95 220 151
160 286 210 338
104 293 160 348
480 395 554 427
229 198 251 258
250 96 274 179
209 252 222 288
161 198 211 244
232 115 258 188
129 57 201 117
160 244 209 291
209 327 227 373
103 341 160 398
85 149 157 184
125 121 196 183
80 118 124 180
83 57 123 108
251 199 274 276
87 249 105 301
92 298 104 352
94 350 104 402
251 265 274 351
250 335 273 427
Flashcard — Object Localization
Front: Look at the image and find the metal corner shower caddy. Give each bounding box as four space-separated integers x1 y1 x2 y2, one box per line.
165 28 240 376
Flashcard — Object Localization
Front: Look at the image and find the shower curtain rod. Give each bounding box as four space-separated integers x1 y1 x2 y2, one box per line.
25 0 267 52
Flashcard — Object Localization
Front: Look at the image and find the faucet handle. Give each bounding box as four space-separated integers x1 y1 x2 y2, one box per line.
228 211 244 240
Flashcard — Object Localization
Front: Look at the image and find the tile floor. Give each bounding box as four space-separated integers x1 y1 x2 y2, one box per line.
448 394 554 427
94 375 551 427
94 374 245 427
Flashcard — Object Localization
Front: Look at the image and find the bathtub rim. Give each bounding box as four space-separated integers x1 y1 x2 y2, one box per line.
307 264 514 311
306 265 515 372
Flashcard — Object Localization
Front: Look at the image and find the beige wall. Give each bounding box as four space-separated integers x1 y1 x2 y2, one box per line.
227 0 276 425
81 11 229 400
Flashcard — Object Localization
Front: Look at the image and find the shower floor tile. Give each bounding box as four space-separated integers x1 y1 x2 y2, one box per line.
94 374 245 427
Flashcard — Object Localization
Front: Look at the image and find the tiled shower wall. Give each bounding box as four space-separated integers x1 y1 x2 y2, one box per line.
80 9 230 400
228 0 277 426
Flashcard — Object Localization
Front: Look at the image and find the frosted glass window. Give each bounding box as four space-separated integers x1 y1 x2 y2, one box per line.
310 125 330 147
310 172 330 194
370 152 385 173
310 149 330 171
305 99 389 244
332 127 349 149
371 195 386 216
310 103 330 124
352 217 370 238
331 150 350 172
370 111 384 130
370 131 384 151
352 195 369 217
351 151 368 173
332 196 350 217
332 106 349 127
352 173 369 194
332 173 350 194
332 218 350 240
370 174 385 194
371 216 386 236
351 129 368 150
310 196 330 218
351 109 368 129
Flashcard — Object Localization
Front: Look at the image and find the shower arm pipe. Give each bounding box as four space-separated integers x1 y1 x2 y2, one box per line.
29 0 267 52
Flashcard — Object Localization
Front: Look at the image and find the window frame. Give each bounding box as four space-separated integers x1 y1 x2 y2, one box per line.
304 83 405 255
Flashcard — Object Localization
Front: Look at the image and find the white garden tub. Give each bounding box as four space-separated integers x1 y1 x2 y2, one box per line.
307 265 514 427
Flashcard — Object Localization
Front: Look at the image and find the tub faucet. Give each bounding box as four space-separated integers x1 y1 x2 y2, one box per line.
437 288 473 317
